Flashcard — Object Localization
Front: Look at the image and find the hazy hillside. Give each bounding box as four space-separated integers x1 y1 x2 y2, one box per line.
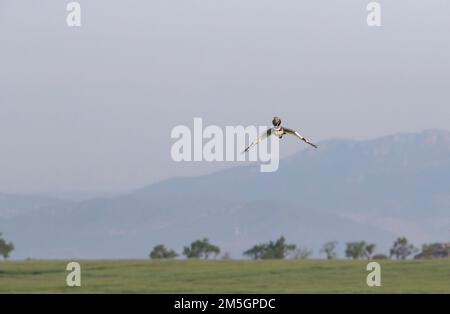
0 193 71 219
1 130 449 259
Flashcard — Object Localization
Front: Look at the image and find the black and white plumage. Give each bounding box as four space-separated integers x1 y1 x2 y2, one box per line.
243 116 318 153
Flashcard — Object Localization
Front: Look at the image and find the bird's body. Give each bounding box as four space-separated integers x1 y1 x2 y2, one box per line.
273 126 284 138
243 116 317 153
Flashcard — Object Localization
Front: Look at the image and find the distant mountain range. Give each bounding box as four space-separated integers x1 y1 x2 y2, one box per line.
1 129 450 259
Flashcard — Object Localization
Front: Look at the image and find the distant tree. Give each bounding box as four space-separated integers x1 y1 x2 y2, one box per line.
415 243 450 259
389 237 416 260
243 236 296 260
267 236 296 259
0 233 14 260
183 238 220 259
149 244 178 259
372 254 388 260
320 241 338 260
243 244 266 260
345 242 366 260
292 247 312 260
345 241 376 260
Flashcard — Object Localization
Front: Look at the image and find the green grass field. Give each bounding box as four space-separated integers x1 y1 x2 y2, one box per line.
0 259 449 293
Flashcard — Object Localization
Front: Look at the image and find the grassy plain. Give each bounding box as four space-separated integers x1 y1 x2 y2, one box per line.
0 259 449 293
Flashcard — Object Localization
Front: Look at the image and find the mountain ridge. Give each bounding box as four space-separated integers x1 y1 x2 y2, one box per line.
1 129 449 259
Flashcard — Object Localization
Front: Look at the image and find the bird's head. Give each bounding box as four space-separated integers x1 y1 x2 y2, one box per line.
272 116 281 127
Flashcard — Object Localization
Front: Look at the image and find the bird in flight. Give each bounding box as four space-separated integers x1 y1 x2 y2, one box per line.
243 116 318 153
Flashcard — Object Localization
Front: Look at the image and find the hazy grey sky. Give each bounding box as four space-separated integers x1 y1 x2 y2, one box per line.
1 0 449 194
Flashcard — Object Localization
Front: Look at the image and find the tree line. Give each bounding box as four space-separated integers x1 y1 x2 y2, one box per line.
150 238 221 259
148 236 450 260
0 232 448 260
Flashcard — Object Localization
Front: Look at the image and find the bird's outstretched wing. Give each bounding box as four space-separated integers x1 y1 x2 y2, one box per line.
243 128 272 153
283 127 318 148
